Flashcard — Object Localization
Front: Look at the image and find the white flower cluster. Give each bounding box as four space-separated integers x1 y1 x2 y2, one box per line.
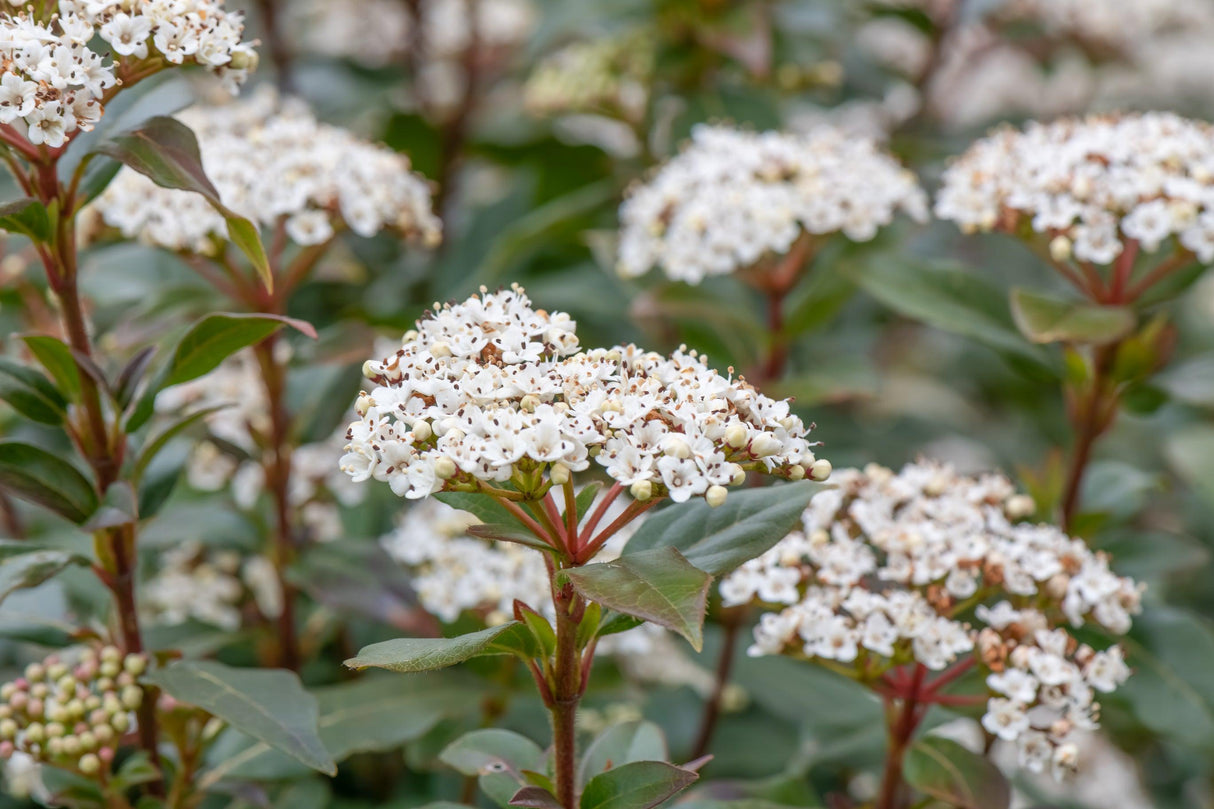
999 0 1213 52
936 112 1214 264
617 125 928 283
721 460 1142 777
0 0 254 149
141 541 282 630
0 649 147 779
341 285 825 505
154 349 364 543
381 494 658 654
93 88 440 254
524 33 652 121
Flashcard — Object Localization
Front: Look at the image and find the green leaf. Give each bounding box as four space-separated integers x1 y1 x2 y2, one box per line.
0 544 88 606
579 761 698 809
82 481 138 531
439 729 545 777
903 736 1010 809
201 675 476 783
849 256 1052 369
0 198 50 242
0 441 98 523
1166 426 1214 513
143 660 335 775
1118 607 1214 749
514 602 556 657
509 786 563 809
467 523 556 553
0 358 67 424
573 481 603 523
114 347 156 411
131 404 230 482
162 313 315 388
1009 288 1135 345
623 481 823 576
126 313 314 432
577 721 668 788
565 547 712 650
436 491 525 527
19 335 81 402
345 622 535 673
94 116 273 289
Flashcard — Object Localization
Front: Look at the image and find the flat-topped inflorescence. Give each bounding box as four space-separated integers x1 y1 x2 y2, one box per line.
721 460 1142 779
617 124 928 284
0 0 255 148
341 284 827 506
92 88 440 254
936 112 1214 264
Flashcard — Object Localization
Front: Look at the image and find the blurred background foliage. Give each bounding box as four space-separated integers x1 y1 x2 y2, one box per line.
4 0 1214 808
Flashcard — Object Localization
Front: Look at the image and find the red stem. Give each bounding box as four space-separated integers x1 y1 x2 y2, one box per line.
577 482 623 548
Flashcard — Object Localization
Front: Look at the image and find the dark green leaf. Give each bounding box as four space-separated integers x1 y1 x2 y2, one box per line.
903 736 1010 809
0 441 98 523
162 313 315 389
565 547 711 650
94 116 274 288
468 523 556 552
82 481 138 531
849 257 1053 370
202 675 477 782
115 347 156 410
0 544 88 606
143 660 335 775
436 491 526 527
132 404 229 482
345 622 536 673
510 787 562 809
573 481 603 524
19 335 81 402
1009 288 1135 345
578 721 668 788
0 198 50 242
623 481 823 576
513 601 556 657
440 728 545 777
0 358 67 424
579 761 698 809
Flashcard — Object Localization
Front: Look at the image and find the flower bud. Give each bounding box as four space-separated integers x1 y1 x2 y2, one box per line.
46 663 68 681
433 456 457 480
24 664 45 683
706 485 728 508
728 464 746 486
99 661 120 679
411 420 432 442
549 463 571 486
25 723 44 744
1049 235 1072 262
810 459 832 481
519 394 540 413
92 725 114 744
0 741 12 760
0 719 16 740
750 434 782 457
99 647 121 665
228 48 258 71
662 435 691 459
120 685 142 711
630 480 653 502
724 423 749 449
45 722 65 738
787 464 805 480
62 735 81 756
110 714 129 734
46 737 63 756
77 731 97 752
429 341 452 358
1005 494 1035 519
78 753 100 775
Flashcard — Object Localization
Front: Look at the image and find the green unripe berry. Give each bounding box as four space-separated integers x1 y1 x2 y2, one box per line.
120 685 142 710
0 719 17 740
78 753 100 775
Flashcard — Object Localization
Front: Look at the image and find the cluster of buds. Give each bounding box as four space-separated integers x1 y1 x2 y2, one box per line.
0 648 147 779
523 31 654 122
341 285 826 507
721 461 1141 778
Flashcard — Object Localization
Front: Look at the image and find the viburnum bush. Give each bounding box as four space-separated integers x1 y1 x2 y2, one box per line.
0 2 1212 809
